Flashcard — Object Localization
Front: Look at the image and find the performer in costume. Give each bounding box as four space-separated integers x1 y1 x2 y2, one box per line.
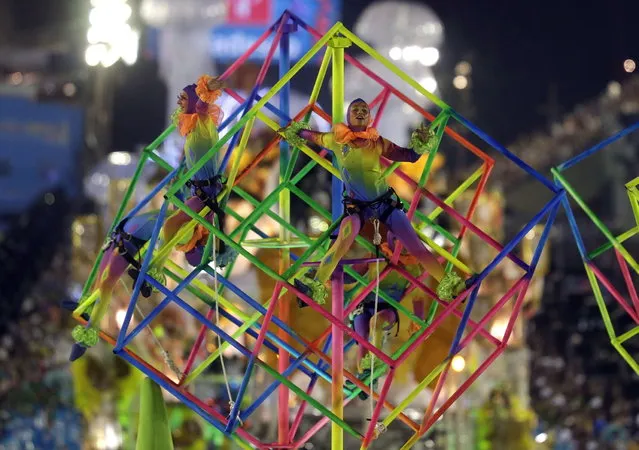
68 75 236 360
343 236 426 399
155 74 236 270
68 211 168 360
281 98 474 304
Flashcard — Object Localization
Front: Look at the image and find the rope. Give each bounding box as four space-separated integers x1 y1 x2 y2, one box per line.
135 303 183 380
118 278 182 380
212 236 241 424
366 218 387 438
369 219 381 423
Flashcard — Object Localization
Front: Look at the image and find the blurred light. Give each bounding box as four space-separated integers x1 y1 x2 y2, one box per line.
455 61 472 76
115 309 127 329
43 82 56 95
490 318 508 340
451 355 465 372
95 422 122 450
389 46 402 61
453 75 468 90
535 433 548 443
73 222 85 236
309 216 329 233
108 151 132 166
525 228 536 240
86 0 138 67
140 1 169 26
402 45 421 62
85 44 107 67
90 173 110 186
120 30 140 65
62 83 77 97
23 73 37 85
607 81 621 98
623 58 636 73
9 72 23 85
419 76 437 93
419 47 439 66
44 192 56 205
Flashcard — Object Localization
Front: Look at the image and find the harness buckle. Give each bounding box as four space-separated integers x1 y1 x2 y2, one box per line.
101 238 113 252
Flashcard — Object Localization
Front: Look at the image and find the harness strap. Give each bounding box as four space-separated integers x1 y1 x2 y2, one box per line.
186 176 228 253
342 188 404 219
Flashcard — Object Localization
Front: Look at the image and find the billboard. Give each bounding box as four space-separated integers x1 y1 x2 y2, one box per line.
0 94 84 214
210 0 341 63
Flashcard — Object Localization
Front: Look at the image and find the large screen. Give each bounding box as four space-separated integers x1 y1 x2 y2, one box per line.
0 94 84 214
211 0 341 63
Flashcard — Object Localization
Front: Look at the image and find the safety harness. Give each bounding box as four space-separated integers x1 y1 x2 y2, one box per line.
185 175 227 253
102 218 153 297
342 187 404 223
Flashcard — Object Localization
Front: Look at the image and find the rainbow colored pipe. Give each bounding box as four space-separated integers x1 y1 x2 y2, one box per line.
553 121 639 376
73 10 561 449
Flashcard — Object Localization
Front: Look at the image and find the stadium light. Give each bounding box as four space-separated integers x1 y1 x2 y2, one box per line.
85 0 139 67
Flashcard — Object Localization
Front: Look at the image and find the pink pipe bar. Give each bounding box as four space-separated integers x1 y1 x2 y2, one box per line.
589 262 639 324
286 282 395 366
361 373 395 448
421 362 450 426
220 24 276 80
394 264 503 347
615 249 639 318
457 277 528 349
393 289 472 367
180 308 215 384
420 343 507 434
368 87 388 111
256 14 289 85
499 280 530 345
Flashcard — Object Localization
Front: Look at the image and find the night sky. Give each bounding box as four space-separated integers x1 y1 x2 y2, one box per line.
6 0 639 147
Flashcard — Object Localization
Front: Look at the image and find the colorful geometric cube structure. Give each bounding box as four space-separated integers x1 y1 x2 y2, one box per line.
72 11 561 449
552 122 639 375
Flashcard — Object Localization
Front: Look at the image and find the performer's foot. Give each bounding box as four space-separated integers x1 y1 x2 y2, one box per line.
459 274 479 297
436 272 465 301
437 272 480 302
70 325 99 361
69 343 88 361
294 278 311 308
127 268 153 298
293 271 327 307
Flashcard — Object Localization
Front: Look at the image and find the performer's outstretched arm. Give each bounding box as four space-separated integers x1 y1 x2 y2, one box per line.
280 122 335 152
381 138 422 163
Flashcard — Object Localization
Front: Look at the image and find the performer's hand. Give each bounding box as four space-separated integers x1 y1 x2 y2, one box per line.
207 76 224 91
409 123 437 154
411 123 432 142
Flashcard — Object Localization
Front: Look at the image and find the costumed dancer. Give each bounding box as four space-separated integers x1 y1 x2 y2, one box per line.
343 236 427 399
68 210 168 360
280 98 475 304
68 75 235 360
155 74 236 269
